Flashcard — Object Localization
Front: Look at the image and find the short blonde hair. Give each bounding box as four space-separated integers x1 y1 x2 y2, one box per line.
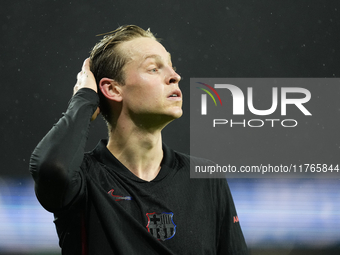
90 25 157 123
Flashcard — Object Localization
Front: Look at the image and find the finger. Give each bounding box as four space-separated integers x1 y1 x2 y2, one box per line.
74 58 97 96
91 107 101 121
82 58 91 72
77 71 82 80
73 85 79 95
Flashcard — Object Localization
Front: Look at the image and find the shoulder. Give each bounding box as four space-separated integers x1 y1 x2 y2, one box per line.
80 139 111 173
79 150 105 177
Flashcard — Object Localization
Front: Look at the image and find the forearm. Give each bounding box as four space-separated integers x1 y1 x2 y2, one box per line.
29 88 99 212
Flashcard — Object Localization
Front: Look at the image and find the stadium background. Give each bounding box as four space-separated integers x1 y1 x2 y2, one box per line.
1 1 339 254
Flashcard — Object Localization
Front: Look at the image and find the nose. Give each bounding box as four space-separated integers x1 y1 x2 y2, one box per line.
167 68 181 85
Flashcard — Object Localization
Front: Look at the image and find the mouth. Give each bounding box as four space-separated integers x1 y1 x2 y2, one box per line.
167 89 182 99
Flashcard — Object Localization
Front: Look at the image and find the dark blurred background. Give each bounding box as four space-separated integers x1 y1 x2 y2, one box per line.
1 0 339 254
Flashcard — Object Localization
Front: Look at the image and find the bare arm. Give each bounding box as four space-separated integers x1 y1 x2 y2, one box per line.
29 59 99 212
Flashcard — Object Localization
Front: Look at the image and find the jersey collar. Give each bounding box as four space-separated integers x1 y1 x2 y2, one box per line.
91 139 177 182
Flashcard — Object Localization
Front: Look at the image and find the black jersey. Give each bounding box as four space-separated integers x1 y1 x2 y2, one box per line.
30 88 248 254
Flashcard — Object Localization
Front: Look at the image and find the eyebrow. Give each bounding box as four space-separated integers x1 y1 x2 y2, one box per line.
141 53 172 64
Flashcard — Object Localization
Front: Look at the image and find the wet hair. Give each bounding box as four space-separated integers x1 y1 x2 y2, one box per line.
90 25 157 124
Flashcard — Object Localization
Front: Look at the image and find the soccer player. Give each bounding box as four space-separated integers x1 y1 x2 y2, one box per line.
29 25 248 254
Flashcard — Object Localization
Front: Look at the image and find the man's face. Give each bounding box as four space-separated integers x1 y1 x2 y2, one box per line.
118 37 182 126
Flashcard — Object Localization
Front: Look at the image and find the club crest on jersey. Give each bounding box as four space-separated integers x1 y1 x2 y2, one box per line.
146 212 176 241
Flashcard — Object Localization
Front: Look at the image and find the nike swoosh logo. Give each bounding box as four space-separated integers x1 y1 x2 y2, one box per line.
108 189 132 201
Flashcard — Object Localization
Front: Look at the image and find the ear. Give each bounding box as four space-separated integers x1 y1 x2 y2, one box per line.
99 78 123 102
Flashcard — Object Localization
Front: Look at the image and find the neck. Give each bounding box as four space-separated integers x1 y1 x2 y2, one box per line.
106 119 164 182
